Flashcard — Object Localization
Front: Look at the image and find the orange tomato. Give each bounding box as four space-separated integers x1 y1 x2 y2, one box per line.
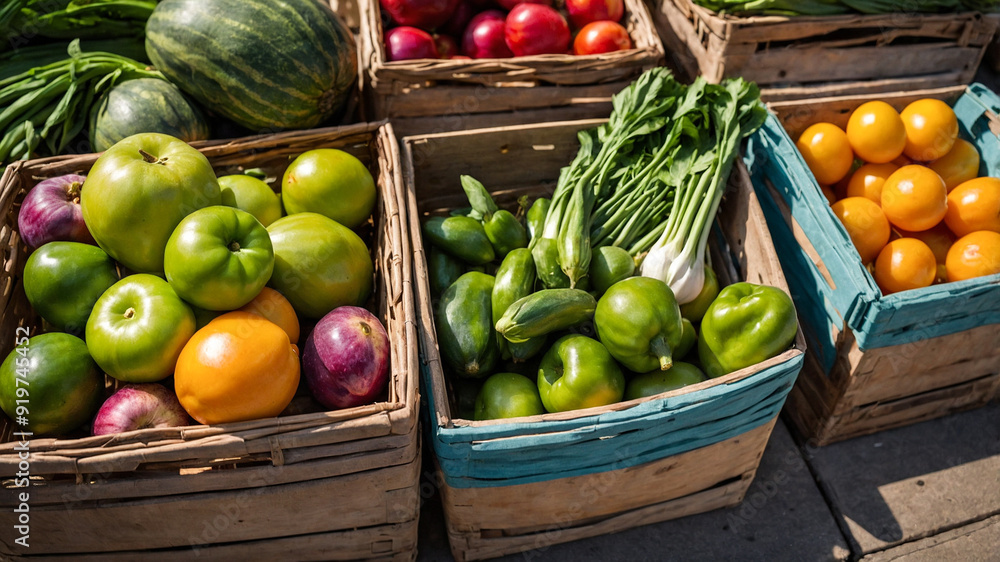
894 223 955 283
846 162 899 204
946 230 1000 282
846 101 907 164
174 311 300 425
797 123 855 185
880 165 948 232
900 98 958 162
929 138 980 192
830 197 891 264
943 177 1000 238
874 238 937 294
238 287 301 344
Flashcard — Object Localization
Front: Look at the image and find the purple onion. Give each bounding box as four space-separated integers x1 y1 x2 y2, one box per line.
303 306 391 409
18 174 95 249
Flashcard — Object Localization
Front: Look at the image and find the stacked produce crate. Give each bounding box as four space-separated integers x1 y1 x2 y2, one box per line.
745 85 1000 445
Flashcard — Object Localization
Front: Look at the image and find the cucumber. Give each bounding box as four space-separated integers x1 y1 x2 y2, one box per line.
496 288 597 343
526 197 550 244
435 272 498 378
423 216 495 266
483 209 528 258
492 248 544 362
531 237 570 289
427 247 464 297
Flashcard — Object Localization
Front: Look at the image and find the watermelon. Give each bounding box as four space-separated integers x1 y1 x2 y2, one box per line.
144 0 358 131
89 78 210 152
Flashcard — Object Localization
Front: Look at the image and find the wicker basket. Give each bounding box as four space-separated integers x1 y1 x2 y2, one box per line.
402 120 806 561
359 0 664 136
745 85 1000 446
650 0 999 101
0 123 420 560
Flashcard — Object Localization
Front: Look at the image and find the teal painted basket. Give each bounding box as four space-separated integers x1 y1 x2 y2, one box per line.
403 120 805 561
745 84 1000 445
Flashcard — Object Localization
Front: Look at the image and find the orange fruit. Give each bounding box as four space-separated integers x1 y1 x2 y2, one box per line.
880 165 948 232
846 162 899 204
874 238 937 294
900 98 958 162
797 123 855 185
846 101 907 164
894 223 955 283
830 197 891 264
174 311 300 425
946 230 1000 282
943 177 1000 238
238 287 301 344
929 138 980 192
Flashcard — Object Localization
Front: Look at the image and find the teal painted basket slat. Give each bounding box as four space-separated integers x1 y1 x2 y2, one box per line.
423 352 803 488
745 85 1000 354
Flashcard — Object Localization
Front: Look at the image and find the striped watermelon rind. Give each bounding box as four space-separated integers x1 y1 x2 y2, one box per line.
144 0 358 131
89 78 210 152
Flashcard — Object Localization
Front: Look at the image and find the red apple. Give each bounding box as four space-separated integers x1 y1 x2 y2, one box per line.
18 174 96 249
302 306 391 410
380 0 460 30
504 3 570 56
92 384 191 435
566 0 624 28
462 10 513 59
385 26 440 61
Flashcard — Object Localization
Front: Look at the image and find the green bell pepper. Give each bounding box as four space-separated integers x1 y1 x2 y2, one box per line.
698 282 798 378
594 276 684 373
537 334 625 413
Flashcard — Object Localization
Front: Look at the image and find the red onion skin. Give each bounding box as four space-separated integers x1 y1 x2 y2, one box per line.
18 174 96 249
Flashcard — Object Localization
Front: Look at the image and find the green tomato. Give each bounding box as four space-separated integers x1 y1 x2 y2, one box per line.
86 274 196 382
680 265 719 323
23 242 119 335
624 362 705 401
267 212 373 319
537 334 624 413
282 149 376 229
474 372 545 420
219 174 282 227
80 132 221 273
164 206 274 311
676 317 697 361
0 332 103 436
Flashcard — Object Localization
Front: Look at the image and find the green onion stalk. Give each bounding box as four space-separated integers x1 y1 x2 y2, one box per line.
639 77 766 304
0 39 163 164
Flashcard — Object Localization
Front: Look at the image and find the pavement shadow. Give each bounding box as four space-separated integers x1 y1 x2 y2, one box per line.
790 401 1000 553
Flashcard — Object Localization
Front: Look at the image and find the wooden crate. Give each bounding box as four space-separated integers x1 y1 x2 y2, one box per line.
0 123 421 560
402 120 806 561
359 0 664 137
649 0 999 101
744 85 1000 446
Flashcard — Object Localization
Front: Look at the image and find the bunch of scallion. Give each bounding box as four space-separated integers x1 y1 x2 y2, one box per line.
693 0 998 16
0 39 163 164
2 0 159 53
531 67 766 304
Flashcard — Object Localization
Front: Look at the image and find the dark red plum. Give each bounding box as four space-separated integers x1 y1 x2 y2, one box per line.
441 1 475 37
380 0 460 30
303 306 391 410
386 26 440 60
462 10 513 58
92 383 191 436
18 174 96 249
